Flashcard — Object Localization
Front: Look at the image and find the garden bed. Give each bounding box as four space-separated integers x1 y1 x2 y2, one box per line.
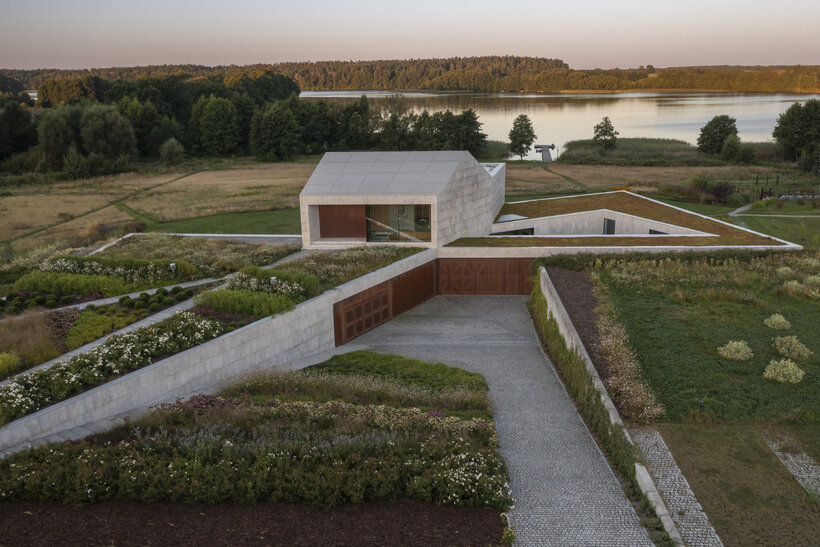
95 234 300 277
0 351 511 544
0 500 504 546
0 285 202 381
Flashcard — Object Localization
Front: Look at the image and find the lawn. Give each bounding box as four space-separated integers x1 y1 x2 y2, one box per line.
598 253 820 422
748 198 820 216
740 216 820 250
0 351 510 544
658 424 820 545
651 198 734 216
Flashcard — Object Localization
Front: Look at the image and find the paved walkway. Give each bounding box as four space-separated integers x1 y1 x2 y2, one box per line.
631 427 722 546
760 427 820 495
350 295 651 546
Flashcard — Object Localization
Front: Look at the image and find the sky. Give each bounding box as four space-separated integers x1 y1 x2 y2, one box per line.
1 0 819 70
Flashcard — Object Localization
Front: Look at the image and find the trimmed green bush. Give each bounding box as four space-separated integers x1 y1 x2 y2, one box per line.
162 297 175 306
14 271 132 297
0 353 22 377
773 335 813 361
763 359 805 383
195 289 295 317
717 340 753 361
66 311 130 350
148 303 161 312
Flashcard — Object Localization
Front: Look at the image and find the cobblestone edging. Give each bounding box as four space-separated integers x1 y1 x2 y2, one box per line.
538 267 684 545
631 427 722 546
760 428 820 495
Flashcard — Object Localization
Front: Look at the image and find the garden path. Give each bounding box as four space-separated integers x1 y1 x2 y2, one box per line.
349 295 651 546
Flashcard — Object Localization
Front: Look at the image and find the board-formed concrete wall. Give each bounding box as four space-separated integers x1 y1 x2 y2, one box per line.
0 249 438 451
437 157 503 246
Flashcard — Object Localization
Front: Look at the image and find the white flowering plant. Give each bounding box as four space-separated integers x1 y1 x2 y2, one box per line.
0 312 224 423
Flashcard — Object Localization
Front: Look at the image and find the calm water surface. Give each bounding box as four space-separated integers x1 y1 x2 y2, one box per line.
301 91 820 160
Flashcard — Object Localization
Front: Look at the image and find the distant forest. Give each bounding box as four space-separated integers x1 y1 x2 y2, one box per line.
2 56 819 94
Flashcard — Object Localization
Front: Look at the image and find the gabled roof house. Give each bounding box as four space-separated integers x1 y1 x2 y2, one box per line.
299 151 505 249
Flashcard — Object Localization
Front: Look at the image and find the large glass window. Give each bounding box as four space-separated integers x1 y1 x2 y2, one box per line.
366 204 431 242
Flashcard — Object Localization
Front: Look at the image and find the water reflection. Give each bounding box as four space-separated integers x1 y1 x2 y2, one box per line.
301 91 819 160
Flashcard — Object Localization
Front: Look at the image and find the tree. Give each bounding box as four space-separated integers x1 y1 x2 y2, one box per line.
190 95 240 156
249 102 302 161
697 115 737 155
159 138 184 166
772 99 820 165
36 105 82 169
79 105 137 160
593 116 619 153
0 102 36 161
508 114 536 159
720 133 741 162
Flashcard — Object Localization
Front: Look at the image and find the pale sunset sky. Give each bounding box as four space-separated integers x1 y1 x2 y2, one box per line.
1 0 818 69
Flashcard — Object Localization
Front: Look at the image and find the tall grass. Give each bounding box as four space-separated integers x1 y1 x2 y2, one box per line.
556 138 726 166
0 312 61 379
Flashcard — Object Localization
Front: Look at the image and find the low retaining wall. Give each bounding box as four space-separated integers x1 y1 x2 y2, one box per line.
537 266 683 545
0 249 438 451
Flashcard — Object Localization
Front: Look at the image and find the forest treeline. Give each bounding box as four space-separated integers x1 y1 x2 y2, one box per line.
2 57 819 94
0 70 488 181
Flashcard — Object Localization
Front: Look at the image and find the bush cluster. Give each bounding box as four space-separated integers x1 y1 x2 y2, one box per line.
65 311 131 350
717 340 754 361
763 359 805 384
40 255 197 283
0 312 224 423
0 290 74 316
772 335 814 361
763 313 791 330
227 266 319 301
195 289 295 318
14 271 133 298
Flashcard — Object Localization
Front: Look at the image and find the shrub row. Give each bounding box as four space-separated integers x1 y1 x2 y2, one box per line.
64 311 131 351
229 265 320 301
13 271 134 297
194 289 295 318
41 255 198 283
0 311 224 423
0 291 75 316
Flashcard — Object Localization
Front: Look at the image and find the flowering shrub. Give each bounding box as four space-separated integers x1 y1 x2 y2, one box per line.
0 312 224 423
40 256 197 284
224 370 488 412
717 340 753 361
772 335 814 361
226 266 318 301
763 313 791 330
763 359 805 383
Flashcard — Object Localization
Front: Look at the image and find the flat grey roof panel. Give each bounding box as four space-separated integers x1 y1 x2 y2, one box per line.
425 161 461 173
404 151 439 162
349 151 382 162
342 163 373 174
321 152 352 162
377 151 410 162
434 150 469 161
336 173 368 185
369 162 403 174
363 173 395 185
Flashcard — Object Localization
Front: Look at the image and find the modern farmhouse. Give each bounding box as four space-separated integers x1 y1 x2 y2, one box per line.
300 150 797 253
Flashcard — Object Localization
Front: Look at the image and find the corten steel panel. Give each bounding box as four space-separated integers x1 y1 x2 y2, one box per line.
391 261 437 316
318 205 366 238
439 258 533 295
438 259 476 295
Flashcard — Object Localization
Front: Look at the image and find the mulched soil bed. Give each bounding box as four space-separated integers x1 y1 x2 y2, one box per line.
0 501 503 546
190 305 261 326
545 266 610 380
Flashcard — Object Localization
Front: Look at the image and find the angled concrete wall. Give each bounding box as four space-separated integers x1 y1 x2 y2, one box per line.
0 249 438 452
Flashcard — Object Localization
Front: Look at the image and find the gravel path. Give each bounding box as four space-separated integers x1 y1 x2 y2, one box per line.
760 427 820 495
631 427 722 546
350 295 651 546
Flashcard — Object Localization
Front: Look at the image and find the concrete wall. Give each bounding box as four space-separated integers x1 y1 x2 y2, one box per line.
493 209 711 236
437 157 500 246
536 266 683 544
0 249 439 451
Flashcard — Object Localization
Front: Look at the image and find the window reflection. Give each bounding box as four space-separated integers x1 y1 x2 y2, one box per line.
366 204 431 242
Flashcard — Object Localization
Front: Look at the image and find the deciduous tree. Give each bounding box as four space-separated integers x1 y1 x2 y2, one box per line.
697 115 737 155
509 114 536 160
593 116 619 154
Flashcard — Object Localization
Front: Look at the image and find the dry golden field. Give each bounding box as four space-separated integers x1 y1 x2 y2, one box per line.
123 164 314 222
0 160 788 252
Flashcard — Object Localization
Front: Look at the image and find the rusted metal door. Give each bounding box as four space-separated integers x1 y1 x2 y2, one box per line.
439 258 533 295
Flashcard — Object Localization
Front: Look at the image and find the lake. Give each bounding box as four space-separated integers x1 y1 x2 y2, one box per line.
301 91 820 160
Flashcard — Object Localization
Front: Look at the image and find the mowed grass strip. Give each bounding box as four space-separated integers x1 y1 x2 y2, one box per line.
741 216 820 250
658 424 820 545
146 209 301 235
